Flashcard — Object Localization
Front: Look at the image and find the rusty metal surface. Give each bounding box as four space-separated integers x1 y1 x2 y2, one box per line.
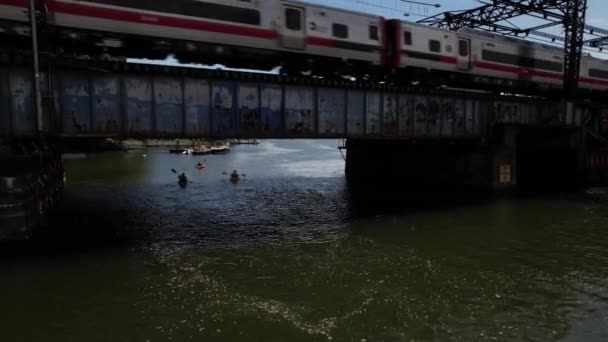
0 69 9 136
285 86 315 136
539 101 564 125
441 98 455 137
318 88 345 136
383 93 398 136
212 82 236 137
0 66 585 139
125 77 153 135
428 97 441 136
347 90 364 136
260 85 283 136
0 175 36 240
92 75 121 134
154 77 183 136
366 92 380 135
398 94 412 137
184 79 210 137
494 101 521 124
0 147 64 240
9 71 35 134
465 100 476 135
238 83 260 136
454 98 466 136
382 93 399 137
58 73 91 134
519 103 531 125
414 96 428 136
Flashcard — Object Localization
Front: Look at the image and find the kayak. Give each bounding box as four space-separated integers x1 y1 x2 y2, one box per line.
196 163 206 170
178 173 188 187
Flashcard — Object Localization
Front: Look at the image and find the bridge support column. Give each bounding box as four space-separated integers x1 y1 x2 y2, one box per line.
345 126 583 203
0 139 64 240
491 125 519 193
345 138 494 204
515 126 582 192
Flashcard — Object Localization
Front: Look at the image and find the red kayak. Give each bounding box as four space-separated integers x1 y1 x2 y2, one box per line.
196 163 206 170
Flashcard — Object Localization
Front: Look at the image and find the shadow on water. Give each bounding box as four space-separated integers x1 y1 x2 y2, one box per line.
0 191 134 259
343 172 604 219
3 179 601 260
344 180 495 219
4 141 608 341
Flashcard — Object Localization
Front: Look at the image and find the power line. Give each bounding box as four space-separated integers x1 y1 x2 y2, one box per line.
400 0 441 8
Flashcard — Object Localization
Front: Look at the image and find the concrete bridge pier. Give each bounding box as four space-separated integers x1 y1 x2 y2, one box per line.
345 125 584 203
344 138 495 204
0 139 64 240
515 125 583 192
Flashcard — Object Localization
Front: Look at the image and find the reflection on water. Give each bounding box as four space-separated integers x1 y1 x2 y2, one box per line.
1 140 608 341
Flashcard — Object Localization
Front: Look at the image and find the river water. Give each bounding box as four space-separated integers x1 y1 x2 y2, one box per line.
2 139 608 342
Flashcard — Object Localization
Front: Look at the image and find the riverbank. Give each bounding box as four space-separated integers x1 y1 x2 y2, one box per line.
121 139 212 150
121 139 250 151
53 138 238 153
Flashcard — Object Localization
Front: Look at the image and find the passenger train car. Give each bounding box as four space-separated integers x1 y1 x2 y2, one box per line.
1 0 608 91
386 21 608 91
0 0 385 72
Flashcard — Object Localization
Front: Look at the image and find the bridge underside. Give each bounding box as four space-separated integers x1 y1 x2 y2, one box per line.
345 125 585 206
0 61 582 140
0 60 606 240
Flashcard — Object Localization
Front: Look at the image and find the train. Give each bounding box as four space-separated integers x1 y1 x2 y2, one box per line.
1 0 608 91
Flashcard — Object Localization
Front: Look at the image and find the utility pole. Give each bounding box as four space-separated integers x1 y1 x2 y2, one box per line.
28 0 43 133
562 0 587 95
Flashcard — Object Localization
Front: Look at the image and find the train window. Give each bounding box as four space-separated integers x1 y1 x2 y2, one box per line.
482 50 563 72
89 0 261 25
459 40 469 57
590 68 608 79
333 24 349 39
285 8 302 31
404 31 412 45
535 59 563 72
369 25 379 40
429 40 441 53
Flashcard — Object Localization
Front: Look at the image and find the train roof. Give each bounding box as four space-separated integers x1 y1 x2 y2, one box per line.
459 28 564 52
281 0 384 19
396 19 563 51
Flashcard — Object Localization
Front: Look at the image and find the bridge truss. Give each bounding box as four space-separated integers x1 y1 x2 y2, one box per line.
418 0 592 94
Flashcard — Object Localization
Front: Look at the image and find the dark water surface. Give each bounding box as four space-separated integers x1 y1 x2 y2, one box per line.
2 140 608 342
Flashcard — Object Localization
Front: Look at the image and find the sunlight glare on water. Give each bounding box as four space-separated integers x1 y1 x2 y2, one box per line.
1 140 608 341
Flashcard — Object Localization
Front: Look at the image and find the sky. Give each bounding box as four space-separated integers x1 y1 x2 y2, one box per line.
309 0 608 38
132 0 608 66
310 0 607 25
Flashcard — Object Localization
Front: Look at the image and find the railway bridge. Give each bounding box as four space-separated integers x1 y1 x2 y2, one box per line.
2 54 608 239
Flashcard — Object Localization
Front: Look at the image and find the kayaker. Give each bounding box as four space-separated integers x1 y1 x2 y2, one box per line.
178 172 188 187
230 170 240 183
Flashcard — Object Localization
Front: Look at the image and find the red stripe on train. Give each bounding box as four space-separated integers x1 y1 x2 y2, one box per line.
473 61 563 80
580 77 608 86
439 56 458 64
0 0 28 7
475 61 608 86
305 36 334 47
45 0 279 39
